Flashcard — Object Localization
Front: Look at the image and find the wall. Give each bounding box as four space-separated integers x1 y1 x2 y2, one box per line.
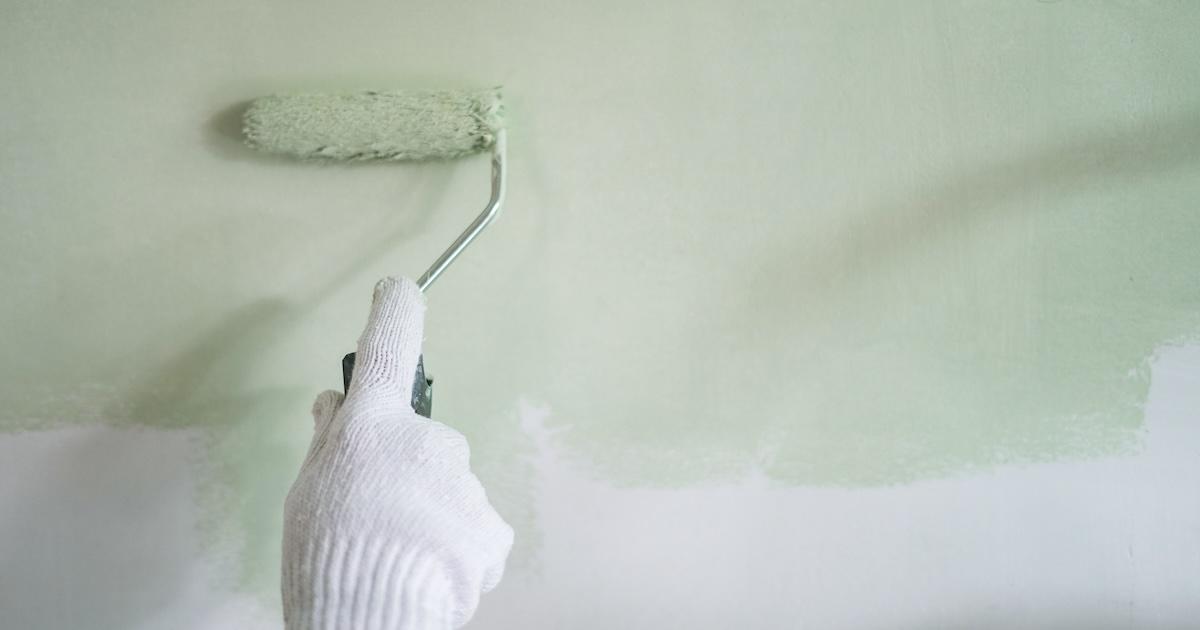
1 1 1197 628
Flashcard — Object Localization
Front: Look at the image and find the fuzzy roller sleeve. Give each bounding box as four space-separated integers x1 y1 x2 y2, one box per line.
281 277 514 630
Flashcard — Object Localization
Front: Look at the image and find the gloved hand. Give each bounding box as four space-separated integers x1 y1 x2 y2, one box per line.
282 277 514 630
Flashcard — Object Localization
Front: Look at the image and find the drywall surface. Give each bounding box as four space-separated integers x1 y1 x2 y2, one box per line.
1 1 1198 627
2 348 1198 629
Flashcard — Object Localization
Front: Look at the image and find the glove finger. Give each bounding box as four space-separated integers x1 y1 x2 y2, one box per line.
311 389 345 435
349 277 426 402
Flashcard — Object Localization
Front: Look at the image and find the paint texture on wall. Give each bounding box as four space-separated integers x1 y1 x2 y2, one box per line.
1 0 1199 599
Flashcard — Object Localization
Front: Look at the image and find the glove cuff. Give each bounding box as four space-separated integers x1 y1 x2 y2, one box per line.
283 534 456 630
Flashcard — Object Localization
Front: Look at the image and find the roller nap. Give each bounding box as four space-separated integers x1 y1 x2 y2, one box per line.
243 89 503 161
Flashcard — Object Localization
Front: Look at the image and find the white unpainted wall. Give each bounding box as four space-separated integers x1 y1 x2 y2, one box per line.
1 347 1197 628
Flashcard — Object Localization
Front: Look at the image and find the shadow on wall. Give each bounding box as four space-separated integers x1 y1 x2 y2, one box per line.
112 297 304 592
748 109 1200 309
558 109 1200 486
0 94 523 601
102 101 457 594
206 100 281 164
732 109 1200 482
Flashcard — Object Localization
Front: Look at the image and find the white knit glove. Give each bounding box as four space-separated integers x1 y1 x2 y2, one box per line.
282 277 514 630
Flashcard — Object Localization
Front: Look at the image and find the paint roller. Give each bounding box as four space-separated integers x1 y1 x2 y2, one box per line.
242 88 507 417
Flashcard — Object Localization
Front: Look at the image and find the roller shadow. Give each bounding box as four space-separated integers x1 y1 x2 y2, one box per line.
205 100 259 164
203 100 315 166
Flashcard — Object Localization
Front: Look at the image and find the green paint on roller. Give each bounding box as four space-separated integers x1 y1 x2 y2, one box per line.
243 89 503 161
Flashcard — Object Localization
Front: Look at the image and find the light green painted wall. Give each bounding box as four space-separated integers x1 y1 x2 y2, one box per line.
1 0 1198 600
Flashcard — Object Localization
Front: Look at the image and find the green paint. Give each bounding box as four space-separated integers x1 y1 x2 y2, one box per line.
1 0 1199 598
436 1 1200 486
